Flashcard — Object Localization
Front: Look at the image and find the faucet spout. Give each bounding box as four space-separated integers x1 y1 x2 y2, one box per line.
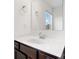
39 32 46 39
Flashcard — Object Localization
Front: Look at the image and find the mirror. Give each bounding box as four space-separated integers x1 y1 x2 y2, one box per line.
31 0 64 33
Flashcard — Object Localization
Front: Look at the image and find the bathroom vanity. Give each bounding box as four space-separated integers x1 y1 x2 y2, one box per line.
14 0 65 59
15 41 59 59
14 31 65 59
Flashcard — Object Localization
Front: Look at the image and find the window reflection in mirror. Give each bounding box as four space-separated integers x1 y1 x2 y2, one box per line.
44 11 54 30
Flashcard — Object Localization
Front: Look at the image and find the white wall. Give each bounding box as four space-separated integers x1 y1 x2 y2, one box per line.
14 0 31 37
53 7 64 31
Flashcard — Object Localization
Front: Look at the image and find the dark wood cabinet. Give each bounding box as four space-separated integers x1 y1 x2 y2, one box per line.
14 41 37 59
14 41 19 49
39 51 56 59
20 44 37 59
15 50 26 59
15 49 17 59
14 41 64 59
14 41 26 59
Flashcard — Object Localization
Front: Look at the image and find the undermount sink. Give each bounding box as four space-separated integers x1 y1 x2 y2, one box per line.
27 38 44 44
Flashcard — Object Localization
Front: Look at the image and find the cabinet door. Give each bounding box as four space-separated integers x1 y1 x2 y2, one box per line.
39 51 55 59
20 44 36 59
15 50 26 59
14 49 17 59
14 41 19 49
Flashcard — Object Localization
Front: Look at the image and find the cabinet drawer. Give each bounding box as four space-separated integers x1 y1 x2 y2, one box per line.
39 51 55 59
20 44 36 59
14 41 19 49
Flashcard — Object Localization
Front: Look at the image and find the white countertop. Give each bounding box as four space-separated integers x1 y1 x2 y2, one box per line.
15 31 65 58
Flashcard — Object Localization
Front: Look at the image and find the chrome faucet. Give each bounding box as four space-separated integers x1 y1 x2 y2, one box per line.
39 32 46 39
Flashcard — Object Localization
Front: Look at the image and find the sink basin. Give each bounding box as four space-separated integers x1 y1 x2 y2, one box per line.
27 38 44 44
